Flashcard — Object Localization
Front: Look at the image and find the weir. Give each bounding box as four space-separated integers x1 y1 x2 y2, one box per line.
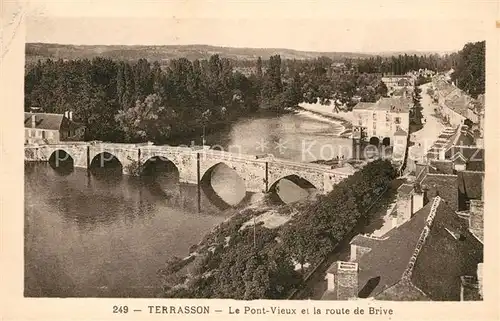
24 142 353 194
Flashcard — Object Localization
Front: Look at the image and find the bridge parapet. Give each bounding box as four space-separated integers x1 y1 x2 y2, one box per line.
25 142 356 195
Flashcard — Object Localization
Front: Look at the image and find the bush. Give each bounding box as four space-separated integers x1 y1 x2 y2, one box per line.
160 159 396 299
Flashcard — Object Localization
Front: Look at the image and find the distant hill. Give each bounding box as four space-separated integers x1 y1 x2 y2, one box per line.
26 43 379 63
369 50 456 57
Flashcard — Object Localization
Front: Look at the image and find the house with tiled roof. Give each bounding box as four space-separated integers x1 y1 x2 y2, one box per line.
382 75 415 92
322 195 483 301
424 125 484 173
352 97 411 150
24 111 85 144
390 86 413 98
431 77 483 128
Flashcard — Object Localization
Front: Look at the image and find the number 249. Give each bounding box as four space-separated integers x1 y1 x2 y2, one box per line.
113 306 129 314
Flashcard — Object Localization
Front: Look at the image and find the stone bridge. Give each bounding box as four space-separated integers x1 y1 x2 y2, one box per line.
25 142 353 194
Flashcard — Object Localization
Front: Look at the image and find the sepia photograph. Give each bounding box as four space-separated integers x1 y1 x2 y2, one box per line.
17 1 490 305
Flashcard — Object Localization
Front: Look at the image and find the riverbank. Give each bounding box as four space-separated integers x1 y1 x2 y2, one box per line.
297 102 355 138
157 108 299 146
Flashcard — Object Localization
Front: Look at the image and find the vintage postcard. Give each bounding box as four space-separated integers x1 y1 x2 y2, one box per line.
1 0 499 320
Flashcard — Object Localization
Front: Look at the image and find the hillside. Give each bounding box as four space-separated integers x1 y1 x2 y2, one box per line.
26 43 376 63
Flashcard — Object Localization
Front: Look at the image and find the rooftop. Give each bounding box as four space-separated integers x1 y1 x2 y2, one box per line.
409 198 483 300
457 171 484 201
351 199 433 298
24 112 84 131
353 97 411 113
394 127 408 136
372 197 483 301
24 112 64 131
397 183 414 195
382 75 411 79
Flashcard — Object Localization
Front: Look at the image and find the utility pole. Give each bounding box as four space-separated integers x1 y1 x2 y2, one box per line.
202 125 206 147
253 213 256 250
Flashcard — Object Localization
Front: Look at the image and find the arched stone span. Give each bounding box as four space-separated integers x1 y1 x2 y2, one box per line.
267 162 326 193
200 162 247 208
88 144 139 175
36 144 88 168
48 149 75 175
382 137 391 146
89 152 123 169
268 174 317 191
48 149 75 165
199 153 267 193
139 148 195 184
141 156 180 177
268 174 318 204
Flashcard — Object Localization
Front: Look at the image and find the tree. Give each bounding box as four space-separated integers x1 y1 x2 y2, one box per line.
375 80 388 97
451 41 485 98
115 93 173 143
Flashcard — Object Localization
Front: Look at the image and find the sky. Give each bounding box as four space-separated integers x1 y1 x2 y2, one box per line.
24 0 497 53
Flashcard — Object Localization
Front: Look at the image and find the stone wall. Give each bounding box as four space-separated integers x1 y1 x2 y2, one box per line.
139 146 197 184
198 151 267 193
25 143 354 195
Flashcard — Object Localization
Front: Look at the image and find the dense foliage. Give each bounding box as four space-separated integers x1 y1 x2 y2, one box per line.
24 52 449 144
450 41 485 98
25 43 480 144
159 159 396 299
410 84 423 126
354 53 457 74
25 56 264 143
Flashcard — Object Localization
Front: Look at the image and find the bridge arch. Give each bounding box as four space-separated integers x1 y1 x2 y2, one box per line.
48 149 75 174
141 155 180 177
89 152 123 172
268 174 318 204
48 149 75 165
268 174 318 191
200 162 247 208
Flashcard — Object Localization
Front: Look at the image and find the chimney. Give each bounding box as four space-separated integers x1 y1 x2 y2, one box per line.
477 263 483 299
438 148 446 160
396 184 414 225
31 114 36 128
468 200 484 232
412 187 427 214
334 261 358 300
326 272 335 292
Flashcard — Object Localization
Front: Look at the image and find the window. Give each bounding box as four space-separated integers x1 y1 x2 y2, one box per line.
36 130 41 138
373 113 377 120
42 131 46 139
395 117 401 124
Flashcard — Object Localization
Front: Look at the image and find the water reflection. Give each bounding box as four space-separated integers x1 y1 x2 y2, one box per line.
48 150 74 176
24 163 233 297
201 163 247 209
270 176 317 204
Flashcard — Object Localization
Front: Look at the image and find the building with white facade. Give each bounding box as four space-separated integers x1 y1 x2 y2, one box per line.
352 97 411 147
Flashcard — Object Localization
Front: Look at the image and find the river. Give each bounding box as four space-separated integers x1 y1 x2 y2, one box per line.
24 110 352 298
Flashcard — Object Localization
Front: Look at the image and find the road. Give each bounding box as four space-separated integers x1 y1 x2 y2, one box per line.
407 82 447 169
